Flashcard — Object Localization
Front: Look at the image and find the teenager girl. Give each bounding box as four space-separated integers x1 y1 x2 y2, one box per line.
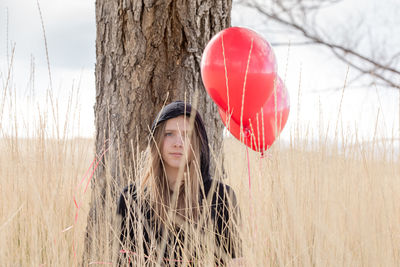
117 101 241 266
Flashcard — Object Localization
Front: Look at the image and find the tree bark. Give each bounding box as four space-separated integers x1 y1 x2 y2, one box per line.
83 0 232 264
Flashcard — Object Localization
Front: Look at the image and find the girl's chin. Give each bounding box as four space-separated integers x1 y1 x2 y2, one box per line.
167 160 188 170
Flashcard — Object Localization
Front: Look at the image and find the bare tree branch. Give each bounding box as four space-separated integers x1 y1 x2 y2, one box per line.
237 0 400 89
270 41 317 46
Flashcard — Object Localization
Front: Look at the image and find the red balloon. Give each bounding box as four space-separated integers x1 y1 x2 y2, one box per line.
201 27 277 126
219 76 290 153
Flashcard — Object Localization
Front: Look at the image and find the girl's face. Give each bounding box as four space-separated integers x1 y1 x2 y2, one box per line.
161 116 192 172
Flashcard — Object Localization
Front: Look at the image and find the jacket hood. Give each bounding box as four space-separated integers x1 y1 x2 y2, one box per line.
151 101 211 182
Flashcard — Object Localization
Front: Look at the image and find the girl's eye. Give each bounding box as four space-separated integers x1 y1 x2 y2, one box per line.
165 132 173 137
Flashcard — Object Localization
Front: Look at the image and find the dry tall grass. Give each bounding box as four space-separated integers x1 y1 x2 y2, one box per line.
1 122 399 266
225 136 400 266
0 136 93 266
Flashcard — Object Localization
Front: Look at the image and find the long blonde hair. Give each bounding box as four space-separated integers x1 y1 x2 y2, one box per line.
138 117 203 227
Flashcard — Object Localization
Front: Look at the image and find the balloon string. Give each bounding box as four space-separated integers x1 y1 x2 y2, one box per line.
246 145 260 242
39 140 112 266
246 145 251 196
71 139 111 262
73 141 111 223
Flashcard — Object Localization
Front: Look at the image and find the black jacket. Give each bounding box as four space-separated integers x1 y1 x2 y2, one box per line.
117 179 240 265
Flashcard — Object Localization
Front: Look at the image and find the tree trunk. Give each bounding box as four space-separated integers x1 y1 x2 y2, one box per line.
83 0 232 264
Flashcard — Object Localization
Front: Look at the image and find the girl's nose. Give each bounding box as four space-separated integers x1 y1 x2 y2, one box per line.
174 135 184 147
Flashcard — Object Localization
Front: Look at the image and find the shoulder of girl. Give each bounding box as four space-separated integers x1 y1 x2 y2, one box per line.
205 179 237 202
117 184 137 215
122 184 137 195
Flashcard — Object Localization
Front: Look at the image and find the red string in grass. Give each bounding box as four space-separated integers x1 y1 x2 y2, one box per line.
39 141 112 266
73 140 111 223
246 145 252 195
70 139 111 262
246 143 261 240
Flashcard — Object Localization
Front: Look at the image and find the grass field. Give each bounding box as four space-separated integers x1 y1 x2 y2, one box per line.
1 122 399 266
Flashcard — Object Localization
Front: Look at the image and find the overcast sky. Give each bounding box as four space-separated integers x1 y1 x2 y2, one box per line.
0 0 399 147
0 0 95 69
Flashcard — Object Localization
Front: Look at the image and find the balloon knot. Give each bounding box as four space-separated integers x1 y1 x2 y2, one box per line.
244 128 251 138
260 150 272 159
